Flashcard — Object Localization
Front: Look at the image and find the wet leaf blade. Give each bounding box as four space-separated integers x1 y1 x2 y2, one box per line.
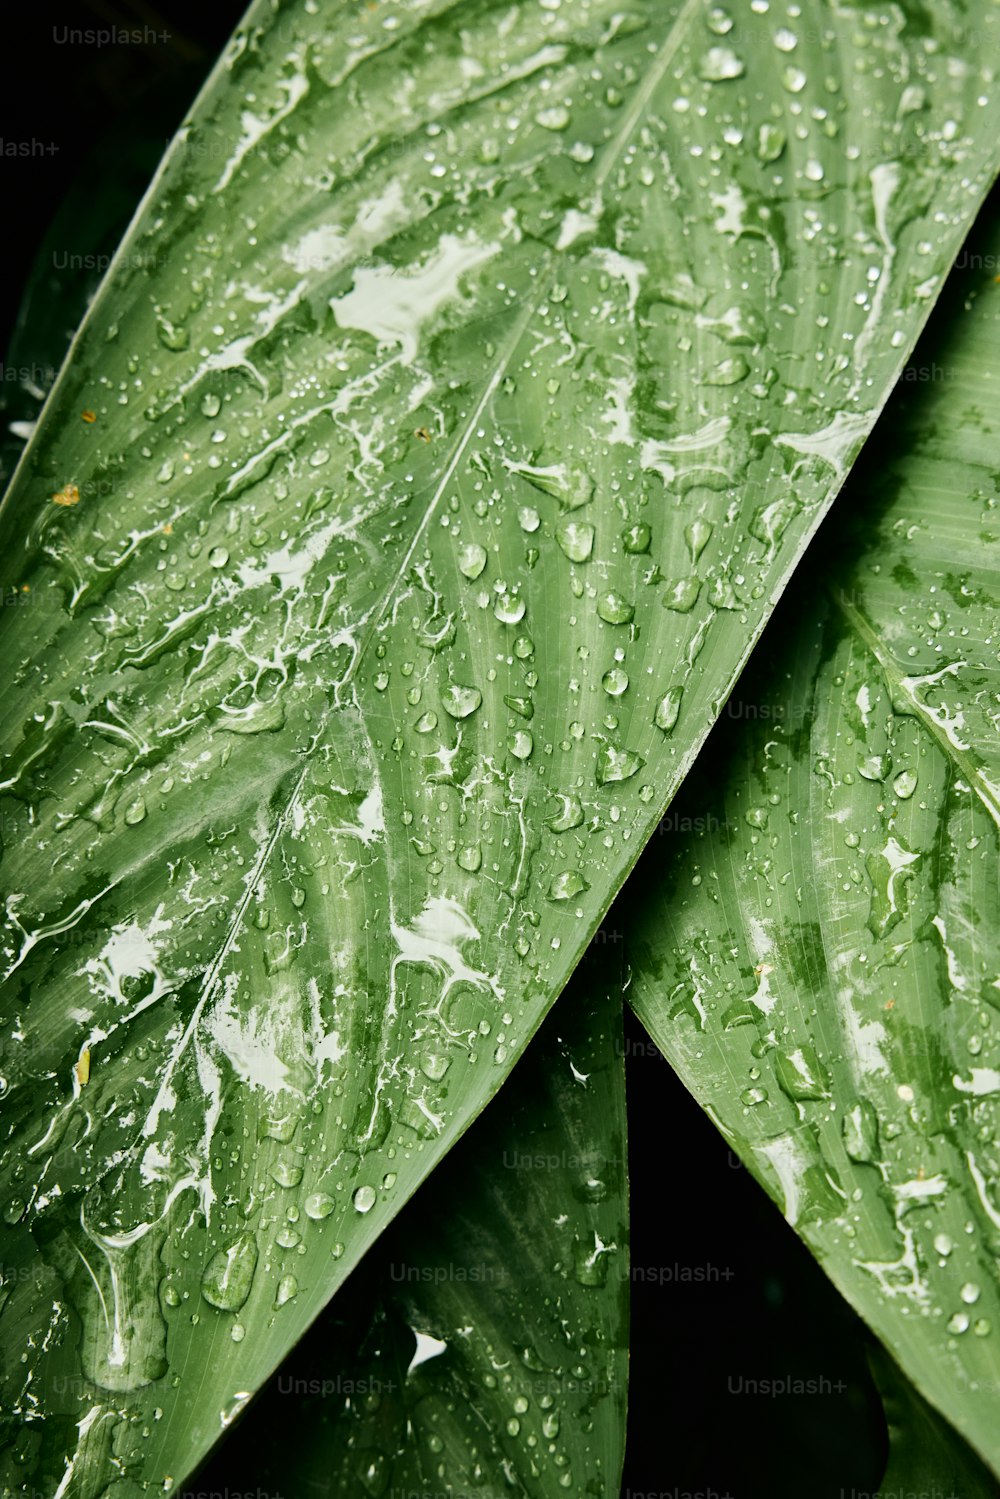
2 0 1000 1493
626 204 1000 1473
193 946 628 1498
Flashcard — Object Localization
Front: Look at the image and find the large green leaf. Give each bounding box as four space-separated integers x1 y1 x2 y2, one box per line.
192 943 627 1497
626 216 1000 1471
1 0 999 1492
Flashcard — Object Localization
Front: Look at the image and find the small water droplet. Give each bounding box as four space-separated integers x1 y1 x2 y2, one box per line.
354 1185 377 1214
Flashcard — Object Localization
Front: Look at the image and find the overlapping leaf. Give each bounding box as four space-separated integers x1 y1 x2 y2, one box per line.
871 1344 997 1499
1 0 999 1492
626 220 1000 1470
193 945 627 1498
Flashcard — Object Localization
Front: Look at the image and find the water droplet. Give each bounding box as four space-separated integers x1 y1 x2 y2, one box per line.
209 546 229 569
893 770 917 799
231 1323 246 1343
420 1051 451 1081
354 1185 377 1214
701 355 750 386
933 1233 953 1257
458 542 487 580
781 65 807 93
509 730 533 760
947 1311 970 1335
663 577 701 612
547 794 584 832
681 523 711 566
536 104 571 131
124 797 147 826
700 45 745 80
596 744 644 785
441 684 482 719
843 1099 880 1163
505 694 533 719
156 314 189 351
270 1160 303 1189
602 668 629 697
304 1193 335 1220
201 1234 258 1312
741 1086 768 1106
415 711 438 734
622 522 651 554
548 870 589 901
457 844 482 872
494 590 526 624
275 1275 298 1307
597 592 634 625
757 123 786 162
654 687 684 733
201 392 222 418
774 1046 831 1102
556 520 595 562
961 1282 981 1305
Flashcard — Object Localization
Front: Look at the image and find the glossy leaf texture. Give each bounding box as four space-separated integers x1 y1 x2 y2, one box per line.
1 0 999 1492
626 214 1000 1471
192 944 627 1498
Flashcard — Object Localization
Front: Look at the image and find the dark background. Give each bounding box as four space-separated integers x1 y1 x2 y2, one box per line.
0 5 890 1495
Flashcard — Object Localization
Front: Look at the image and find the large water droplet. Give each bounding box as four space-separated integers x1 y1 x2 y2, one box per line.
458 542 487 580
596 744 644 785
556 520 595 563
548 870 589 901
201 1234 258 1312
441 684 482 719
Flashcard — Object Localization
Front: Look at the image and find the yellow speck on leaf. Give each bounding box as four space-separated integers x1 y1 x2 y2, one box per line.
52 484 80 507
414 426 432 442
754 962 774 977
162 523 173 535
885 999 895 1010
81 409 96 424
75 1050 91 1086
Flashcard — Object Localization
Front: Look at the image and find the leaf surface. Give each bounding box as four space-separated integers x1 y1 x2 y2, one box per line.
1 0 999 1492
193 945 627 1498
626 213 1000 1471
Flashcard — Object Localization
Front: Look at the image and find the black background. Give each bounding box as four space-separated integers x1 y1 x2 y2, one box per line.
0 5 889 1495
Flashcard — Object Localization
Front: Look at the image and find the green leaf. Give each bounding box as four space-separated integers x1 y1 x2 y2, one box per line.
626 209 1000 1473
871 1343 999 1499
192 944 627 1498
1 0 999 1491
